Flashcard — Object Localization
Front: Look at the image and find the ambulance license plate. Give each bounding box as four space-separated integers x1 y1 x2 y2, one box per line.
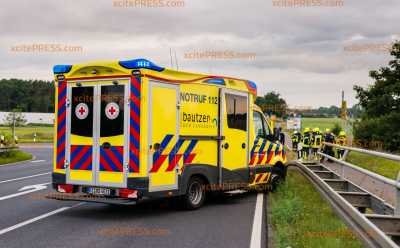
87 187 111 196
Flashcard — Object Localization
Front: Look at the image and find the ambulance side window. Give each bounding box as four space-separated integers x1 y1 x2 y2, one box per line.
253 111 265 138
226 94 247 131
262 117 271 136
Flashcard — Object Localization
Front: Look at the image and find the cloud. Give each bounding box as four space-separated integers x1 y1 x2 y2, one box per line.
0 0 399 107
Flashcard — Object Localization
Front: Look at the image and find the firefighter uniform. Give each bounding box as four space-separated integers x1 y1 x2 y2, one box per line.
336 131 347 159
291 131 302 159
302 128 312 160
322 128 335 157
0 135 4 147
311 128 323 159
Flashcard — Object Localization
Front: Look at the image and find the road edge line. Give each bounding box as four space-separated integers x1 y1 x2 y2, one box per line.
250 193 264 248
0 203 83 236
0 172 51 184
0 155 36 167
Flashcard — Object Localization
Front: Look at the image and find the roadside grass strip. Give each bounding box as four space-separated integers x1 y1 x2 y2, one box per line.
269 169 363 248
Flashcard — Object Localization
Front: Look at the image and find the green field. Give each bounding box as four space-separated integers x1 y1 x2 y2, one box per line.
301 117 344 132
270 169 362 248
346 152 400 180
0 149 33 165
0 125 53 143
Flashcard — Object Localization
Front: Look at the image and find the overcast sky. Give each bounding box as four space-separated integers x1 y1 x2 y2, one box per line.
1 0 399 107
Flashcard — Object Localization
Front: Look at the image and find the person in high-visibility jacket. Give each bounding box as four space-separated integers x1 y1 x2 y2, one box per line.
322 128 335 158
311 127 323 159
291 130 302 159
336 131 347 159
302 127 312 160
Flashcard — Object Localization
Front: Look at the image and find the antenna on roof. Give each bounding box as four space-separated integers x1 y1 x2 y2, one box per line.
169 48 173 68
174 50 179 70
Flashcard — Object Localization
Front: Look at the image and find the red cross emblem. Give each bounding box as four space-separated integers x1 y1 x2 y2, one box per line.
105 102 120 120
75 103 89 120
79 106 86 115
108 106 116 115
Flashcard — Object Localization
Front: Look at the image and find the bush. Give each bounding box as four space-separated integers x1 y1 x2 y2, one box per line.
331 122 342 136
353 112 400 152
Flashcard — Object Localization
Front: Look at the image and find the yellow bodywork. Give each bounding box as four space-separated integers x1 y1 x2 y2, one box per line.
53 58 287 190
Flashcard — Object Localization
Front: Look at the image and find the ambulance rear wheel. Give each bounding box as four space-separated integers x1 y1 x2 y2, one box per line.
183 176 206 210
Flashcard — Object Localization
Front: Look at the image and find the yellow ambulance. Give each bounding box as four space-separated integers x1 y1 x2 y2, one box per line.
50 58 287 209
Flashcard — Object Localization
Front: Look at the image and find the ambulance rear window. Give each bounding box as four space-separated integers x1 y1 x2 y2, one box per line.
226 93 247 131
70 87 94 137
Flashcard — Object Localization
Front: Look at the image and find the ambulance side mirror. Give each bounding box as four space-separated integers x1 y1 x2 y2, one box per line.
266 134 278 142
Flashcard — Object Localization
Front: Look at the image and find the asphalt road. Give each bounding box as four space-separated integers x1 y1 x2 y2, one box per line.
0 146 268 248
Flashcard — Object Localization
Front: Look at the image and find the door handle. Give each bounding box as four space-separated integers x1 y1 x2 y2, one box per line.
242 143 246 149
223 143 229 149
102 142 111 149
153 143 161 151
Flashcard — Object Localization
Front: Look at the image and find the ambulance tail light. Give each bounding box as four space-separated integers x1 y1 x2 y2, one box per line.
57 184 74 193
118 189 138 199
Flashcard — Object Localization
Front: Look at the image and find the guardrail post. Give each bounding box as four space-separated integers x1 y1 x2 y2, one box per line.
396 171 400 216
342 149 350 160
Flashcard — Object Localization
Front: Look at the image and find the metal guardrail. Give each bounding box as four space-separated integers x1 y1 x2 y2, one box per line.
292 162 399 248
323 142 400 162
291 143 400 247
322 142 400 215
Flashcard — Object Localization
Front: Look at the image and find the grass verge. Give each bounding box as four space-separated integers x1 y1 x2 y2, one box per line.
269 168 363 248
346 152 400 180
0 150 33 165
0 125 53 143
301 118 343 131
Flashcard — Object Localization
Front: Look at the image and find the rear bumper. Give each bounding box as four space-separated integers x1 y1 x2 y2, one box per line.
46 192 140 205
51 173 149 192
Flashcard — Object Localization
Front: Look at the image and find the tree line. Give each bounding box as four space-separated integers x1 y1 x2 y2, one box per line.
0 79 55 113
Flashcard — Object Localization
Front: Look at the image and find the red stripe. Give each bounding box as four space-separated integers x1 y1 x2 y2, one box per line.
131 77 140 90
150 154 168 173
71 146 89 169
184 154 196 164
105 149 123 172
57 124 66 140
257 152 266 164
266 151 274 164
129 158 139 172
68 75 130 81
130 109 140 125
57 161 64 169
255 174 263 183
100 156 114 172
166 154 182 172
130 126 140 141
131 95 140 108
57 142 65 157
70 145 78 156
58 96 66 111
130 145 139 156
249 154 257 165
80 154 92 170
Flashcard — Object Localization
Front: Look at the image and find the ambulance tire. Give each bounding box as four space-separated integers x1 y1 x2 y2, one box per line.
182 176 206 210
270 173 282 192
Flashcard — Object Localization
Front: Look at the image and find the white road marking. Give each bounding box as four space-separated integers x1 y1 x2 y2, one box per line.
250 193 264 248
31 160 46 163
0 203 84 236
0 183 51 201
0 172 51 184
